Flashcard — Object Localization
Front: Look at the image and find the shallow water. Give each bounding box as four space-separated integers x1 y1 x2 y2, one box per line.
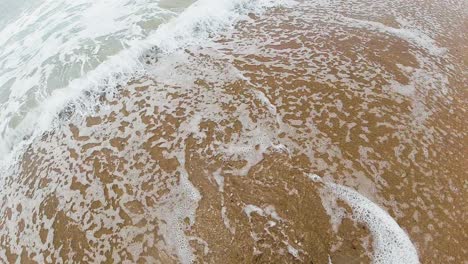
0 0 195 156
0 0 466 263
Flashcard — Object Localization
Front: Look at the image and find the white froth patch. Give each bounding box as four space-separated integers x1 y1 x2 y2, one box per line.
221 206 236 234
387 80 416 96
213 169 225 192
243 204 284 224
0 0 292 163
309 174 420 264
264 205 284 222
213 170 236 233
339 16 447 57
286 242 300 259
254 89 284 126
0 0 181 160
244 204 265 220
152 156 202 264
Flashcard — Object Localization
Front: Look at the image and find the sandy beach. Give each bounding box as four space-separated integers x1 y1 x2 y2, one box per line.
0 0 466 263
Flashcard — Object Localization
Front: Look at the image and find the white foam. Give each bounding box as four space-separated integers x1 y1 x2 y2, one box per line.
213 169 236 233
221 205 235 234
0 0 182 159
309 174 420 264
264 205 284 222
387 80 416 96
153 153 202 264
0 0 292 164
244 204 265 220
213 169 225 192
339 16 447 57
243 204 284 224
286 243 300 259
0 1 294 262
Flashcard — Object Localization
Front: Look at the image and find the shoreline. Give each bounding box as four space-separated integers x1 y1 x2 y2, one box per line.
0 0 466 263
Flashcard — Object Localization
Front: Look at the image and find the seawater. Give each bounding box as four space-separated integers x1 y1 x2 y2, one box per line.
0 0 465 263
0 0 194 158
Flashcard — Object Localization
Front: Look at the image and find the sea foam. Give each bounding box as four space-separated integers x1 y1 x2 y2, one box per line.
308 174 420 264
0 0 292 165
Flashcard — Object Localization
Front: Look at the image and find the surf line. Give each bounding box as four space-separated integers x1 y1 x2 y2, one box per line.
307 174 419 264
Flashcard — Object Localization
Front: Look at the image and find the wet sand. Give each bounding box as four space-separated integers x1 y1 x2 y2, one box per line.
0 0 467 263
